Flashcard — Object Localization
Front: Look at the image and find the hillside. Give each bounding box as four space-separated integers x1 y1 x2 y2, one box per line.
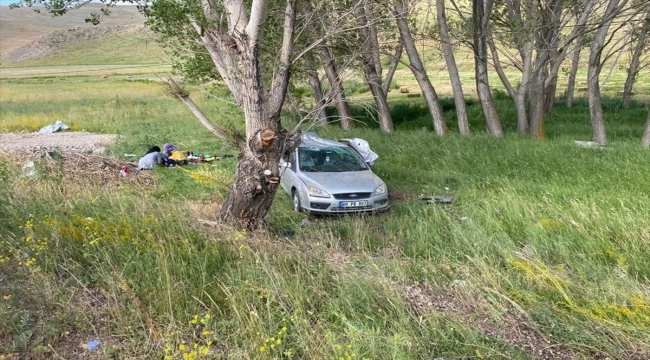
0 4 146 62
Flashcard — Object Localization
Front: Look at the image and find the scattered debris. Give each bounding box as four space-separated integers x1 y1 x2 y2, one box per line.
574 140 605 149
10 152 156 187
452 279 468 287
37 120 69 134
85 339 100 351
299 219 310 228
22 161 36 178
419 194 454 204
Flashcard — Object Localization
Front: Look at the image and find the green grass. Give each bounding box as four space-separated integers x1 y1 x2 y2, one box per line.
2 76 650 358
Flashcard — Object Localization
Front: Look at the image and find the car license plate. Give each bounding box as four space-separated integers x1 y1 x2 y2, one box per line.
339 200 368 208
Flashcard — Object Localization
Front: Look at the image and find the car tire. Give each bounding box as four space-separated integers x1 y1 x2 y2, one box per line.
292 190 303 213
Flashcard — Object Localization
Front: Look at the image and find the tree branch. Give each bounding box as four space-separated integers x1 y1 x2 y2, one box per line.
268 0 296 120
246 0 269 45
167 77 245 149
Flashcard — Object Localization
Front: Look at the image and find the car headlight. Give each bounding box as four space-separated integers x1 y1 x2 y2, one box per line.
374 183 387 195
307 186 330 198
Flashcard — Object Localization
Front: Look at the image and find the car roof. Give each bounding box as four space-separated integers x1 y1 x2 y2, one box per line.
299 132 347 149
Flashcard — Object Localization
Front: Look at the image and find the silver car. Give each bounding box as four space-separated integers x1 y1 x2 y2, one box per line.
279 133 389 214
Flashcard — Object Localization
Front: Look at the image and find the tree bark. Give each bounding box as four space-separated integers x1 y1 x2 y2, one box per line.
383 42 403 94
355 4 394 133
623 14 650 108
488 28 532 135
642 110 650 148
588 0 626 147
544 55 562 114
217 2 292 229
529 66 548 140
394 0 448 135
438 0 469 135
473 0 503 138
566 34 584 108
319 46 354 130
307 69 330 125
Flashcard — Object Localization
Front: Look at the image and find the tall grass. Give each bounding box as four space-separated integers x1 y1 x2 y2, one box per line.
1 78 650 359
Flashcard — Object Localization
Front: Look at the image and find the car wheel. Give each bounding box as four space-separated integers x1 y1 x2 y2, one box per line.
292 190 302 213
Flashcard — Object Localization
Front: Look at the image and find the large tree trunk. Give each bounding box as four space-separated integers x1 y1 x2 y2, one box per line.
642 110 650 148
355 4 394 133
437 0 469 135
588 0 625 147
528 0 565 139
394 0 448 135
623 14 650 108
529 66 548 139
319 46 354 130
171 0 298 230
566 34 584 108
217 24 287 230
473 0 503 138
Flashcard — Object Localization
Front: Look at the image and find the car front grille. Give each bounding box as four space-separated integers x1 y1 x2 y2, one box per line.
333 192 372 200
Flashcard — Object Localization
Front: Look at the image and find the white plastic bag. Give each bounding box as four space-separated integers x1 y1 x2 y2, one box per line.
37 120 69 134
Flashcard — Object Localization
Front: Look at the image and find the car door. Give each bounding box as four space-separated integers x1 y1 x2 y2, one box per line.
280 150 298 194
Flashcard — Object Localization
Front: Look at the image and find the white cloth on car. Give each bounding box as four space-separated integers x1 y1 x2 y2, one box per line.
342 138 379 166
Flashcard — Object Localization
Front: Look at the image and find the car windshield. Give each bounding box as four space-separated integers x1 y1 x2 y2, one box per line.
299 146 369 172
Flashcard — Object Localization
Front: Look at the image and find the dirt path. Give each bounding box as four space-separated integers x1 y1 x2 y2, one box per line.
0 132 117 154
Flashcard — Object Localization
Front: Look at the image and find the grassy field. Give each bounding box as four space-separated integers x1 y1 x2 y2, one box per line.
1 71 650 359
2 9 650 357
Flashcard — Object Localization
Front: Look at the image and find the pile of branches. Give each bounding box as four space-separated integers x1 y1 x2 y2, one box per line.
18 151 157 187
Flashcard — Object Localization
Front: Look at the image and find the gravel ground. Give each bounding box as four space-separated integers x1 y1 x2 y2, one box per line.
0 132 117 154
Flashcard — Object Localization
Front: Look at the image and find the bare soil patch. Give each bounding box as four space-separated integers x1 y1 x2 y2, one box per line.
0 132 117 154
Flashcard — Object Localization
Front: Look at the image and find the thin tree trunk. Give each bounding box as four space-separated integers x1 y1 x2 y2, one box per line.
588 0 625 147
369 21 383 78
438 0 469 135
544 55 562 114
642 110 650 148
319 46 354 130
355 4 394 133
488 28 532 135
473 0 503 138
307 70 329 125
383 42 403 94
394 0 448 135
623 15 650 108
566 34 584 108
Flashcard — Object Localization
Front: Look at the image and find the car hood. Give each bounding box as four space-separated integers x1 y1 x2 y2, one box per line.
299 170 384 194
